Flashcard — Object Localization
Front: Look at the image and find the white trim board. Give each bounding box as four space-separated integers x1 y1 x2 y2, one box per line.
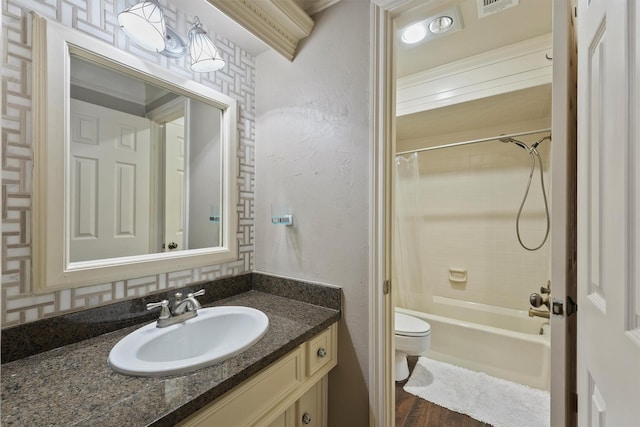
397 33 552 117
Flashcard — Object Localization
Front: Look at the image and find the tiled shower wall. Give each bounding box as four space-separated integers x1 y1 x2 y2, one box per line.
396 118 552 312
1 0 255 326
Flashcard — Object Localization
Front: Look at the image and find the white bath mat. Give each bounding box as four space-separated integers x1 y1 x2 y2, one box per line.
404 357 550 427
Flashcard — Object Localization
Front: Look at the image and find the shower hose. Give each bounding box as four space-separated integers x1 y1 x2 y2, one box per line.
516 147 550 251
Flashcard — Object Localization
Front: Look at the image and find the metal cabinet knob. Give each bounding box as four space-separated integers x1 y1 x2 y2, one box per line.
317 348 327 358
302 412 312 424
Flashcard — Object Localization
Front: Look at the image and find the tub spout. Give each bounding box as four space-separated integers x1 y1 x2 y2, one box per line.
529 308 550 319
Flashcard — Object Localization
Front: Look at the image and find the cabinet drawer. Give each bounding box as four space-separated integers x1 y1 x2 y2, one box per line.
305 325 336 378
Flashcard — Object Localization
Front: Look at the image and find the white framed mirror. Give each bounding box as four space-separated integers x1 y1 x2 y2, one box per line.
32 14 238 292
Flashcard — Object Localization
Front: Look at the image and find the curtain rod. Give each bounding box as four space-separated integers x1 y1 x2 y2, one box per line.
395 128 552 156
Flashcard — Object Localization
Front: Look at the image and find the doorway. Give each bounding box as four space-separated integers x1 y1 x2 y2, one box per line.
369 1 577 426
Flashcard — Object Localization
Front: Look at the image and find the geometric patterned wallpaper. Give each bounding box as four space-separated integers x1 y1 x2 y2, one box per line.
1 0 255 327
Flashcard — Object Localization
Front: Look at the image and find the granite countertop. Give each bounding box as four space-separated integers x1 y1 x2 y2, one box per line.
1 290 340 426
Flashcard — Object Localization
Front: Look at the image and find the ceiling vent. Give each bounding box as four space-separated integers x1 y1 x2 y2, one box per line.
477 0 519 18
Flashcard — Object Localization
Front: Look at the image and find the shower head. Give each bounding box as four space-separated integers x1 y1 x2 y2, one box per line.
499 136 529 151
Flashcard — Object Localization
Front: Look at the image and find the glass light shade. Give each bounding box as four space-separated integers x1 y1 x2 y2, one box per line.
118 1 166 52
189 27 225 72
401 23 427 44
429 16 454 34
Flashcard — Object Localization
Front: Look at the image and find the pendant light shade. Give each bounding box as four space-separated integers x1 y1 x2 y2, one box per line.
189 25 225 73
117 3 224 73
117 1 166 52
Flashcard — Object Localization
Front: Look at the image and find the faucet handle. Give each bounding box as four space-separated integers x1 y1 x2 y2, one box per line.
174 292 183 304
147 300 170 319
530 292 550 308
188 289 205 298
146 300 169 310
540 280 551 294
186 289 204 310
530 293 542 307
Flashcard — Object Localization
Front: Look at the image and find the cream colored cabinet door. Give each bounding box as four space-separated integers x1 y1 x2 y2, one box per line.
178 325 336 427
267 409 295 427
296 378 326 427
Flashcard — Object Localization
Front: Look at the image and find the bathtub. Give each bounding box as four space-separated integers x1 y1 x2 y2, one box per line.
397 296 550 390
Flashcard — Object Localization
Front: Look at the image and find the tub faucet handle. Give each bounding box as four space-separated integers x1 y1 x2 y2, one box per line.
540 280 551 294
530 292 550 309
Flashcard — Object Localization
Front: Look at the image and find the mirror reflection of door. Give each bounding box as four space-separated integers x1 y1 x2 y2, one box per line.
164 117 185 252
69 99 151 262
68 54 224 262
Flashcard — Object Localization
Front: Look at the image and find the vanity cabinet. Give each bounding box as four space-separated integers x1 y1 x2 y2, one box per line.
267 379 325 427
179 324 337 427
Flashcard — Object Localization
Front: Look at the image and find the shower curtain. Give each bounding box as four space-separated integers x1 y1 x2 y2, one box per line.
393 153 431 310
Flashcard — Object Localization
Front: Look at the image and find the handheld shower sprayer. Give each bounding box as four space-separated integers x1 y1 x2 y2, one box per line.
500 134 552 251
499 136 529 151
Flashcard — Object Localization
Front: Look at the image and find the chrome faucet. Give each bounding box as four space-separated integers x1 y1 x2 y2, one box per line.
173 291 203 315
146 289 205 327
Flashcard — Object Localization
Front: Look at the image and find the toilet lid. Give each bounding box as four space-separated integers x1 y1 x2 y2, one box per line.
395 312 431 337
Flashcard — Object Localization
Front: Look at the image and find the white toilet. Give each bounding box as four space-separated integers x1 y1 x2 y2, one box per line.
394 311 432 382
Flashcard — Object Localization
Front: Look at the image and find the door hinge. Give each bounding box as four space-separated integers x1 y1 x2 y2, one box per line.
552 296 578 317
383 280 390 295
571 392 578 413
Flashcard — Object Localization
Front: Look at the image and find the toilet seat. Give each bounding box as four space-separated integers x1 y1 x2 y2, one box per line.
395 312 431 338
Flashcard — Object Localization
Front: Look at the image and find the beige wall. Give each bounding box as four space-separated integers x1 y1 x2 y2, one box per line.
396 115 552 312
255 1 371 425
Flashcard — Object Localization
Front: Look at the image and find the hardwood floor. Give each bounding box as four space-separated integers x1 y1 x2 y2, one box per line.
395 357 492 427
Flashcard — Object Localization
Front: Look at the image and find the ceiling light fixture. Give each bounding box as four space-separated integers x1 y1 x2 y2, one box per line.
118 1 225 73
398 7 463 46
428 16 454 34
401 22 428 44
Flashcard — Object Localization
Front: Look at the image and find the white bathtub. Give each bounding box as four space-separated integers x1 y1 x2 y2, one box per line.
397 296 551 390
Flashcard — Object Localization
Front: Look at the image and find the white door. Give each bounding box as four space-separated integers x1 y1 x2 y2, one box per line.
577 1 640 426
164 119 185 252
69 99 151 262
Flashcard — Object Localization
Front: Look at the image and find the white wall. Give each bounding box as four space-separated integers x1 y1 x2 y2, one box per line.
255 1 370 425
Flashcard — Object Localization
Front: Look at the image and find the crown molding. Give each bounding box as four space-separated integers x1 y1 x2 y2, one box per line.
207 0 314 61
298 0 342 15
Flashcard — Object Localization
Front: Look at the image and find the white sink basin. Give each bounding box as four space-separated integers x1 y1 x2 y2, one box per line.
108 306 269 376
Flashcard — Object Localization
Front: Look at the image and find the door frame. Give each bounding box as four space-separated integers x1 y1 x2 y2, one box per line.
147 99 187 253
368 1 577 425
550 1 578 426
